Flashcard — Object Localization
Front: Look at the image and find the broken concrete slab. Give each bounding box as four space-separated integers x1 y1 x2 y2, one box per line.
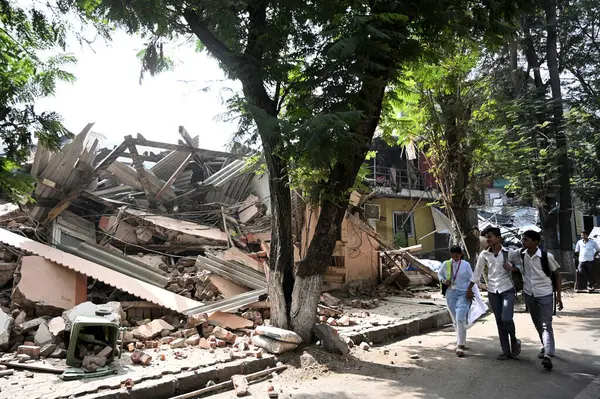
251 335 298 354
0 309 12 349
123 208 229 246
34 323 54 347
14 318 45 334
132 319 174 341
314 324 349 356
40 343 57 358
49 347 67 359
99 216 140 245
255 326 302 344
208 311 253 330
12 256 87 316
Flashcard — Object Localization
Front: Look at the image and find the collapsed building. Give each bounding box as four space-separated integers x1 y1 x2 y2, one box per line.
0 124 439 397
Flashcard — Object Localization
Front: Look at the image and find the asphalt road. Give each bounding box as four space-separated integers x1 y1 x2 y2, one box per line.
211 291 600 399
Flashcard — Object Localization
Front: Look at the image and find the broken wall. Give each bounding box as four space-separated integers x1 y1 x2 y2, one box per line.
12 256 87 316
300 207 379 289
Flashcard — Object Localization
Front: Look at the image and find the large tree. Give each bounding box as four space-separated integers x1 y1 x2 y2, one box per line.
0 0 75 200
383 41 507 264
68 0 519 341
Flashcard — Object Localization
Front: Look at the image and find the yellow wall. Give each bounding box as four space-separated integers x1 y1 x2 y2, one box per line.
371 197 436 253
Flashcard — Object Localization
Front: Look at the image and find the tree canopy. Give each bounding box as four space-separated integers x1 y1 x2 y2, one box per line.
0 0 75 200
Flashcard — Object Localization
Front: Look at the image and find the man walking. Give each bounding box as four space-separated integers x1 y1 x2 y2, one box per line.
520 230 563 370
468 227 522 360
575 230 599 292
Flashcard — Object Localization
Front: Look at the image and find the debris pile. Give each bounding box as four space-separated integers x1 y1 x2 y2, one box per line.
0 124 280 382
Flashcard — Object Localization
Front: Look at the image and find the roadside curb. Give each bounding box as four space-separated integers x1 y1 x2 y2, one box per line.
574 373 600 399
83 356 276 399
339 310 452 345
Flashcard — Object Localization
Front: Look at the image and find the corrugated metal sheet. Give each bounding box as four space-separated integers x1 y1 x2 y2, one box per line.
150 136 199 181
56 242 169 288
184 288 268 316
0 228 202 314
195 254 267 290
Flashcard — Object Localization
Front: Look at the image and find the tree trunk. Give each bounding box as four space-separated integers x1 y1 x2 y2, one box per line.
544 0 575 275
290 199 348 342
539 205 560 254
263 136 294 329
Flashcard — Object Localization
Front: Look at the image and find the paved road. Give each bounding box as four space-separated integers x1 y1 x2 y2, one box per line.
212 291 600 399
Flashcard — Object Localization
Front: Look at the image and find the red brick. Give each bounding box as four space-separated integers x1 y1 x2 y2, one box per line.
130 350 152 366
17 345 40 359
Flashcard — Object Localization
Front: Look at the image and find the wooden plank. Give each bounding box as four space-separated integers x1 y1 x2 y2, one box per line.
42 140 128 224
106 162 144 190
30 145 52 178
155 153 193 200
132 135 239 159
378 244 422 254
392 250 439 282
126 138 157 208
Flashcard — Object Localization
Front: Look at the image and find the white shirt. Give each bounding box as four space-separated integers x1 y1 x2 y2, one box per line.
575 239 600 262
521 248 560 297
472 247 521 294
438 259 473 292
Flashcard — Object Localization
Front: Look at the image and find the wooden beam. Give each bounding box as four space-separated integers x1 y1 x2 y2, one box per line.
125 137 157 208
155 152 193 200
132 135 239 159
43 140 128 224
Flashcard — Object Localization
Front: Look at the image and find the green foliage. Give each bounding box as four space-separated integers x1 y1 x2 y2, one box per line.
1 0 75 201
384 40 501 211
69 0 523 207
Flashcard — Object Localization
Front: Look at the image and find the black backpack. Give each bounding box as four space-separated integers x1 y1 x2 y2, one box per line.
520 250 557 292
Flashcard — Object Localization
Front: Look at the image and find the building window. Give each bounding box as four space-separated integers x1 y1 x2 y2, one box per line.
393 211 414 237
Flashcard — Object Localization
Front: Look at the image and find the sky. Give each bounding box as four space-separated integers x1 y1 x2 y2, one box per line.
35 27 241 152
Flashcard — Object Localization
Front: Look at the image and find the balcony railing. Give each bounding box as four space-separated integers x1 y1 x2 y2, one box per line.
364 165 436 192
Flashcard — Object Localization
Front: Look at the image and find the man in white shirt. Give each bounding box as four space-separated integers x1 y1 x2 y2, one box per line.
574 230 599 292
468 227 522 360
520 230 563 370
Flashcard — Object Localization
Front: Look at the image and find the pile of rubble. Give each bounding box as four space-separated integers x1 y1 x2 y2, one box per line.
0 124 288 384
0 124 443 395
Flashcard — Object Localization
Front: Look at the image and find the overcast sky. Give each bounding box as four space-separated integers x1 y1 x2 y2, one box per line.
35 27 241 152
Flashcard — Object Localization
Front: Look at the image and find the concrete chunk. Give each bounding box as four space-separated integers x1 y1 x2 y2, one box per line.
39 343 57 358
314 324 349 356
82 355 107 372
169 338 186 349
132 319 174 341
0 309 12 349
232 374 249 397
34 323 54 347
185 334 200 346
15 318 45 334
